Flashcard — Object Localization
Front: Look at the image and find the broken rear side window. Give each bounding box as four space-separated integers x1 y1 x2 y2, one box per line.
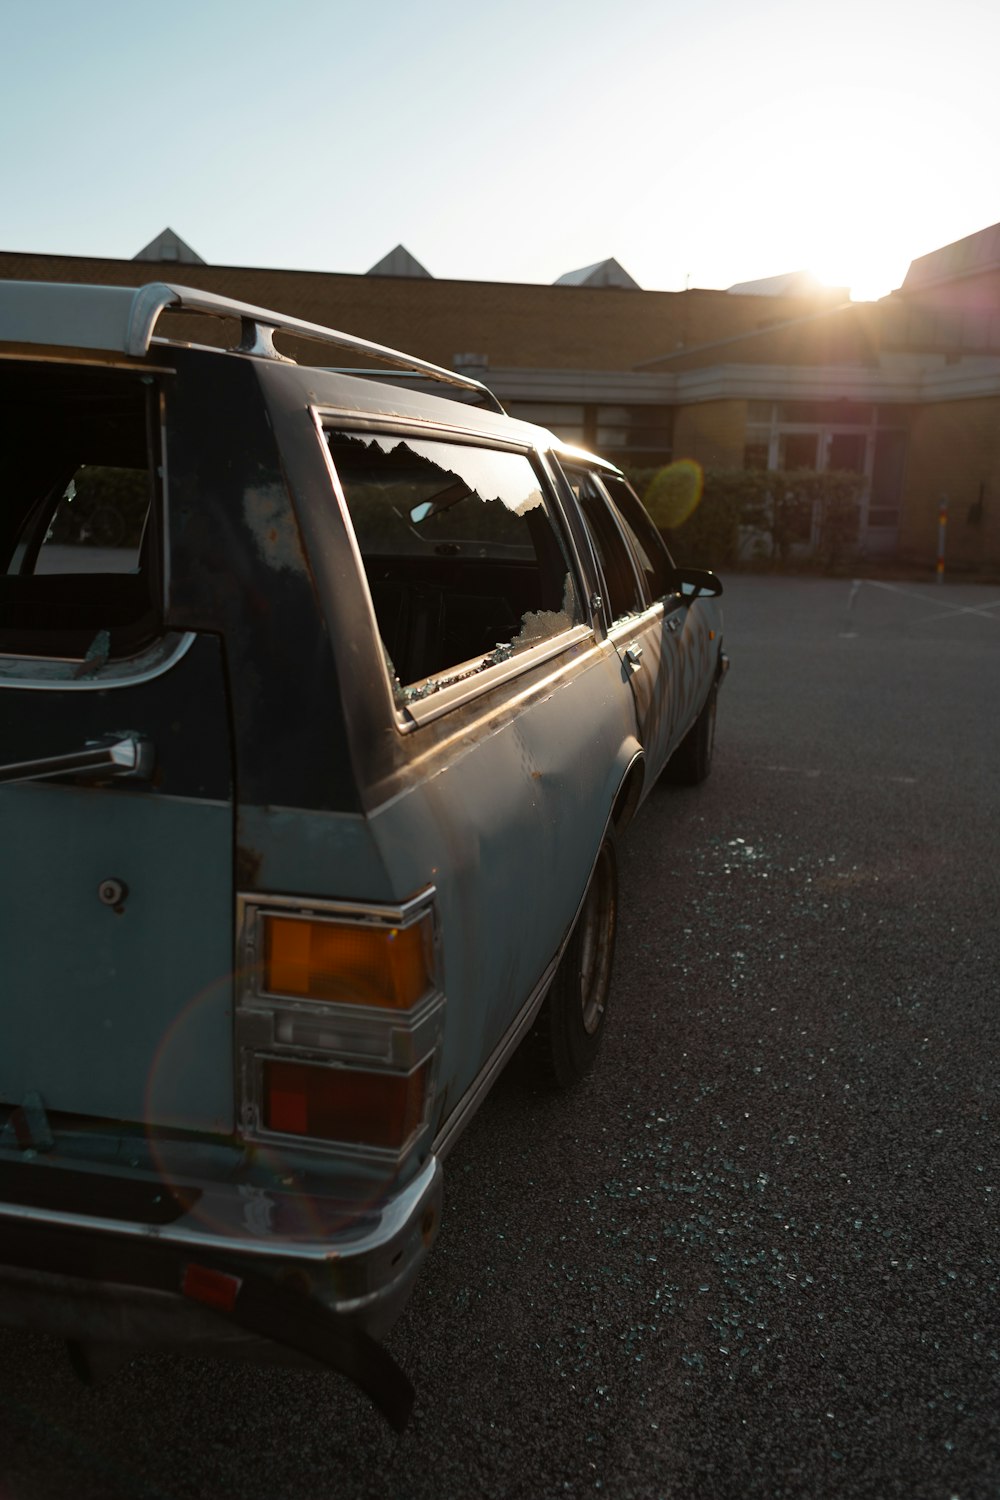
0 364 161 661
327 430 583 701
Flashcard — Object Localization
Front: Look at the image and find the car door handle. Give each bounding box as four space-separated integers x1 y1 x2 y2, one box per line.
0 735 154 786
625 645 643 670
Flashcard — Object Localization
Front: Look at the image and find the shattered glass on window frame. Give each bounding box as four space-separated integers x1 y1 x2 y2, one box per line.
327 430 584 701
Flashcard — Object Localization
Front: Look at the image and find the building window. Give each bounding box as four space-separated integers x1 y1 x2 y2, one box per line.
505 403 586 447
780 432 819 470
506 403 673 465
776 401 874 426
742 401 908 548
827 432 867 473
593 405 672 464
743 441 769 471
869 429 907 529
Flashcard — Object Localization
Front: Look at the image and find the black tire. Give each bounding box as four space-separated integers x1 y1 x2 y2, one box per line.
526 836 618 1088
666 679 717 786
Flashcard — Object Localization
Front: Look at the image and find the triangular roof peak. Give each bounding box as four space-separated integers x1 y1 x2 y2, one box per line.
366 244 432 278
132 227 205 265
554 257 640 290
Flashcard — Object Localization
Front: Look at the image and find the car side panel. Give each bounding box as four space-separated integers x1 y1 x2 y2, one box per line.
675 594 723 731
608 601 686 782
237 639 639 1141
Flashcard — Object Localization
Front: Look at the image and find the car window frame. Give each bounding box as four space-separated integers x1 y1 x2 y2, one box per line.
552 457 657 633
595 472 678 605
313 410 598 731
0 363 167 665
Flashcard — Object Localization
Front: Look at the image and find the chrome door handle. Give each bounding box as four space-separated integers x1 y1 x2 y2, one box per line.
0 735 154 786
625 645 643 670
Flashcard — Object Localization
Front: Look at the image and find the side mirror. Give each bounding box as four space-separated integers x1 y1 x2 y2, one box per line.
671 568 723 600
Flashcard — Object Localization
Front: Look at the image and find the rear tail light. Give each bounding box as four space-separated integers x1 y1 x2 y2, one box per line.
262 912 431 1009
263 1059 428 1150
237 891 443 1162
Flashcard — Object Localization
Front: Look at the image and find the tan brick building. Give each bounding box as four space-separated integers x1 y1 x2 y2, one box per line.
4 224 1000 569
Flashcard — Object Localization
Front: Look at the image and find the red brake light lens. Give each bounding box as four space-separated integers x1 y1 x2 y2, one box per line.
262 1058 428 1150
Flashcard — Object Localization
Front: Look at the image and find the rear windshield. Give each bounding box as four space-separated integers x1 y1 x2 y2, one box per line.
0 363 161 660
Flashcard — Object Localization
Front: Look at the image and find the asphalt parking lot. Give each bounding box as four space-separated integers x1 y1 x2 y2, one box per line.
1 574 997 1500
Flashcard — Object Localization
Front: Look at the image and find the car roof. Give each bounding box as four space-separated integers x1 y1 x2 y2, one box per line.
0 278 500 409
0 278 624 477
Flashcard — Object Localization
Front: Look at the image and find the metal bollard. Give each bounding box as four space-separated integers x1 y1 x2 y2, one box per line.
936 494 948 582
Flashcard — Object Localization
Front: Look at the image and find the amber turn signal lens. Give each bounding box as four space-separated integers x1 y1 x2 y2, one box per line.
263 1058 428 1149
263 914 432 1009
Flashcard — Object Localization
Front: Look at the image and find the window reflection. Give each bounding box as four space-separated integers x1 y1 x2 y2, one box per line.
328 431 582 699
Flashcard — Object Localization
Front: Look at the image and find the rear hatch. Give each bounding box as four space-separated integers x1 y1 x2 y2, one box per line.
0 359 235 1135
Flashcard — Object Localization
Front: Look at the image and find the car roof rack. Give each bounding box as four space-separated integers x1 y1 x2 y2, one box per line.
0 279 506 414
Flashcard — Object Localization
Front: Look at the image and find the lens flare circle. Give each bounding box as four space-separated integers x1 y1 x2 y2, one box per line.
142 970 385 1243
644 460 705 530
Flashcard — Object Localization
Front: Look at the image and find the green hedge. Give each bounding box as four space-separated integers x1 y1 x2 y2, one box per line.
626 464 865 571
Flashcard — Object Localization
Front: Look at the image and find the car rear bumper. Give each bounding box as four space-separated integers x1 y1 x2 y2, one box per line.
0 1151 442 1429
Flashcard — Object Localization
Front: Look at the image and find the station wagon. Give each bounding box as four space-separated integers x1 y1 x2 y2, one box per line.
0 280 726 1427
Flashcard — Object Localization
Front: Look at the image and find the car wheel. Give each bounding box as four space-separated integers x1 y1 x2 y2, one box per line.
666 679 718 786
527 835 618 1088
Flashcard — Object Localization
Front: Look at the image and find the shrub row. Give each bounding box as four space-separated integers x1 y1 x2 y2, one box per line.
626 464 867 572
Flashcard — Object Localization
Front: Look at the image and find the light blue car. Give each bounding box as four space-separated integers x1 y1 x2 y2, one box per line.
0 280 726 1427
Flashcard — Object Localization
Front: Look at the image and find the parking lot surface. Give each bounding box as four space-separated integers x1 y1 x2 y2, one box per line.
1 575 997 1500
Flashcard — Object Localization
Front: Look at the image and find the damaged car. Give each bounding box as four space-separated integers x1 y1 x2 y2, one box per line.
0 279 726 1427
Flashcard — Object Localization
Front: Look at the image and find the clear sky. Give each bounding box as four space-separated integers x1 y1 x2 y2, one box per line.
2 0 997 301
